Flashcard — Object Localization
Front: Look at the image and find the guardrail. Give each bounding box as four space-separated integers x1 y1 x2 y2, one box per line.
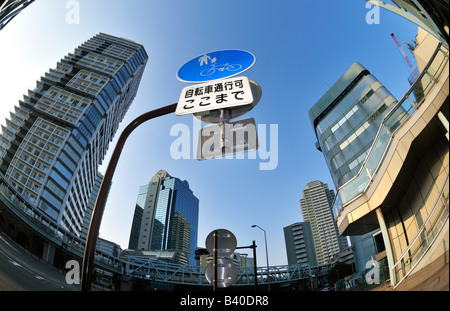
0 172 122 273
392 175 449 287
332 42 449 218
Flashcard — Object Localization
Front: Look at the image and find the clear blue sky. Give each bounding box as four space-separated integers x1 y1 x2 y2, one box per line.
0 0 419 266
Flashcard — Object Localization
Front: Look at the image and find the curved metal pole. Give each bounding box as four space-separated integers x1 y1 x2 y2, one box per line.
80 103 177 291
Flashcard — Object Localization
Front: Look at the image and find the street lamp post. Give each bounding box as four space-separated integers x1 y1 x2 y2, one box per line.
80 103 177 291
252 224 271 291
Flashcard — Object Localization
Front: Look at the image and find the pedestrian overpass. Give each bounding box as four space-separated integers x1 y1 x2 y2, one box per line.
121 255 333 289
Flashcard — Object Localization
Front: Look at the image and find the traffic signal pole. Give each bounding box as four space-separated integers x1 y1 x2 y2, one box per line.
236 241 258 291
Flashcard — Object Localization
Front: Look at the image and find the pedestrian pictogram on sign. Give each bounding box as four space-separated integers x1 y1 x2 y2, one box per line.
177 50 255 83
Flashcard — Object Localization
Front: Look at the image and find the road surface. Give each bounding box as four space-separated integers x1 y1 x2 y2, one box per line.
0 232 79 291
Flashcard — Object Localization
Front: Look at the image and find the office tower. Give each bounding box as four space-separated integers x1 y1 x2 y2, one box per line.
96 237 122 258
309 62 400 188
198 251 249 269
128 205 144 250
284 222 317 268
0 33 148 236
127 182 150 249
299 181 348 265
309 62 403 270
230 253 249 269
133 169 199 265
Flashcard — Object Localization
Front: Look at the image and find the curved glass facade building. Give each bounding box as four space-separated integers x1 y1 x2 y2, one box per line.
309 63 405 270
309 62 400 189
0 33 148 236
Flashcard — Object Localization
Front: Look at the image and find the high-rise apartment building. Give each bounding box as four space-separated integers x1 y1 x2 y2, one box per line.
299 181 348 265
130 169 199 265
284 221 317 268
0 33 148 236
80 171 103 241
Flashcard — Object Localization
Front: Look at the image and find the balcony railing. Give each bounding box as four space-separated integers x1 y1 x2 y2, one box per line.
332 42 449 218
392 175 449 287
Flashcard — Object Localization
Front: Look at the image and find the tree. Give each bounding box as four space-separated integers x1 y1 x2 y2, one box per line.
414 81 425 103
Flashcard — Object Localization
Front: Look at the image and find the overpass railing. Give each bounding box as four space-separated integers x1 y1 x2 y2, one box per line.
1 171 343 287
123 255 335 286
0 172 122 273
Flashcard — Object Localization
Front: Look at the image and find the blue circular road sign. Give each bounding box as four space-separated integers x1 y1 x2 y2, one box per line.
177 49 256 83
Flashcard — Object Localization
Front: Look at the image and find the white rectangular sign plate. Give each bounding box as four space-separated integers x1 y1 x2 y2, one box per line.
176 76 253 116
196 117 259 160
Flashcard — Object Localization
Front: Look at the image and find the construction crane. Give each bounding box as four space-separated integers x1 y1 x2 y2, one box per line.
391 33 420 85
391 33 415 70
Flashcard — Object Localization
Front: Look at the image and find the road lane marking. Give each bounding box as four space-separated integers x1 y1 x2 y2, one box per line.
0 235 12 247
0 234 21 254
34 275 64 289
1 236 66 289
9 259 22 267
2 251 64 289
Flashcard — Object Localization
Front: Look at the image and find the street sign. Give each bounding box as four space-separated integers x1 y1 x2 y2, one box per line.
205 258 238 288
177 49 256 83
197 117 259 160
176 76 253 116
205 229 238 290
205 229 237 257
193 80 262 123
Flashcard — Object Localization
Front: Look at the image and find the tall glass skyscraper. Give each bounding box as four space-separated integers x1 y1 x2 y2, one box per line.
0 33 148 236
132 169 199 265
